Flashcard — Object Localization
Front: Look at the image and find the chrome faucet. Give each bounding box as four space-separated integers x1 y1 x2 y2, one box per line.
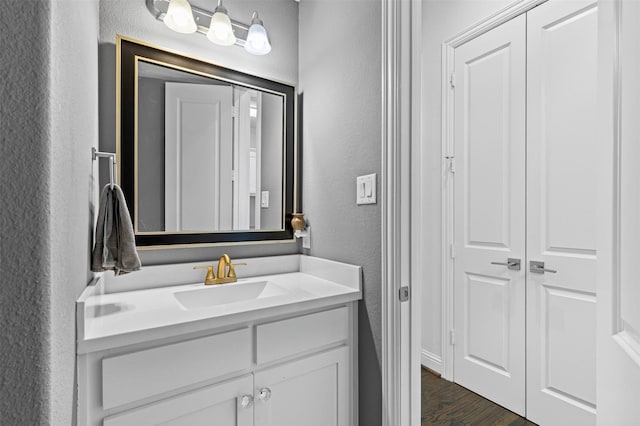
193 254 246 285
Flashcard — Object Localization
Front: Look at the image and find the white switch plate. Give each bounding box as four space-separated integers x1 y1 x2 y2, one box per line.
356 173 377 205
261 191 269 208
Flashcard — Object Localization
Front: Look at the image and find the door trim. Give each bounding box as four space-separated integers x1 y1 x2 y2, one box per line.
382 0 418 424
440 0 548 381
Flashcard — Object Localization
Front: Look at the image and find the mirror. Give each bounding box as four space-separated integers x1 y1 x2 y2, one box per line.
118 36 296 247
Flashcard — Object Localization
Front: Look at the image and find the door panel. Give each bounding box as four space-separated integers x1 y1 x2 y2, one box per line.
465 274 511 373
526 1 598 425
465 44 514 249
543 288 596 404
453 13 526 416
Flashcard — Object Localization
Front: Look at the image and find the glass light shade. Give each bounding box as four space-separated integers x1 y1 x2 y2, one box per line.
207 7 236 46
163 0 197 34
245 22 271 55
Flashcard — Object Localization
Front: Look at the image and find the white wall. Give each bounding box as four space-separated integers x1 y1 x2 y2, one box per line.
0 0 100 424
99 0 300 265
298 1 382 424
419 0 517 372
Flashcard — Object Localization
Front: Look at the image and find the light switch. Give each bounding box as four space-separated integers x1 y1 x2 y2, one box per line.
356 173 377 205
261 191 269 208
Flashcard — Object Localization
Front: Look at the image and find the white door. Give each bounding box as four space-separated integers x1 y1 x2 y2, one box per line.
102 375 253 426
526 2 598 425
233 89 253 230
165 82 233 232
254 347 349 426
597 0 640 423
453 14 527 416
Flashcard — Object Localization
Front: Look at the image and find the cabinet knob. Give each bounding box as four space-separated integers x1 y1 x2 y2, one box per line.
258 387 272 401
240 394 253 409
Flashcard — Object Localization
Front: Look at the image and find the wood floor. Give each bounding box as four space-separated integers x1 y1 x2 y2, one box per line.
421 368 538 426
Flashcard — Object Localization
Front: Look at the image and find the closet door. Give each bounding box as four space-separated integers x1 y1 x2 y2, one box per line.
526 1 598 425
452 14 526 416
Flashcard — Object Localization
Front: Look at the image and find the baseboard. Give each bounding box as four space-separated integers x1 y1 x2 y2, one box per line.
421 349 443 375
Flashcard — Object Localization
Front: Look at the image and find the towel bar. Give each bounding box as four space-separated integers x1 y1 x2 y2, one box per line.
92 148 117 188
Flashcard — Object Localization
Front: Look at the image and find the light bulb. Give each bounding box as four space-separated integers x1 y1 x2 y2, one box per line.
163 0 197 34
245 12 271 55
207 5 236 46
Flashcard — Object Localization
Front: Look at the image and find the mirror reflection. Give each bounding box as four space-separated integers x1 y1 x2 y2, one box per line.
136 60 285 233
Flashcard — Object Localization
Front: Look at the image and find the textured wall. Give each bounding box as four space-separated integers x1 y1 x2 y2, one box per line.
0 0 99 425
49 0 100 424
298 1 382 424
0 1 52 424
99 0 300 265
420 0 519 364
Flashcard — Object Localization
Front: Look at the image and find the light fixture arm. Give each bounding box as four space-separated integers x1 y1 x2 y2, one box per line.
250 11 262 25
146 0 251 47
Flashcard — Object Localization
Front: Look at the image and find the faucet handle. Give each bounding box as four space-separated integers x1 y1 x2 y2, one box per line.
193 265 216 285
227 262 247 279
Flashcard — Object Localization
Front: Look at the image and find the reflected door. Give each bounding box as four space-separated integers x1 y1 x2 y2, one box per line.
165 82 233 232
233 89 254 230
453 14 527 416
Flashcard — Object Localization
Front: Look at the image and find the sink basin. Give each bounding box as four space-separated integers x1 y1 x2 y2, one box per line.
174 281 288 310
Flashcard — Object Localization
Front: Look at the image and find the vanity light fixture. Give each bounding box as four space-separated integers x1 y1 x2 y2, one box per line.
148 0 272 55
244 12 271 55
207 0 236 46
163 0 197 33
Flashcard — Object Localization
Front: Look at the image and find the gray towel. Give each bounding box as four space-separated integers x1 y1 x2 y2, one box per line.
91 184 141 275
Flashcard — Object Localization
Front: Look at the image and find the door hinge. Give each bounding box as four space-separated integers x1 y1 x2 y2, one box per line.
399 286 410 302
449 243 456 259
449 73 456 88
445 156 455 174
450 330 455 346
231 170 237 181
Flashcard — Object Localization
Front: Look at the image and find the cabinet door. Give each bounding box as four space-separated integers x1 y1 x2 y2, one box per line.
103 375 253 426
254 347 349 426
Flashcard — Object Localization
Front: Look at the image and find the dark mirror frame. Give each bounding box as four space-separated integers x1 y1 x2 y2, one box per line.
117 36 296 248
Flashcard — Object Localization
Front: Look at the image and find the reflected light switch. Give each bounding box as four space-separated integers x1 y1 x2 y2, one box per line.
356 173 376 205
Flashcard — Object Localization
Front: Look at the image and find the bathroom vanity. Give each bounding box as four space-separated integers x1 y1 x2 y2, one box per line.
76 255 361 426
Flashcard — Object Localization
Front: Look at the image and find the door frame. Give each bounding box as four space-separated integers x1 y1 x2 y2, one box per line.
597 0 640 422
381 0 421 424
439 0 548 381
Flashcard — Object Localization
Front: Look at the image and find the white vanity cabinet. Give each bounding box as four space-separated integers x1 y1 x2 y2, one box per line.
77 304 357 426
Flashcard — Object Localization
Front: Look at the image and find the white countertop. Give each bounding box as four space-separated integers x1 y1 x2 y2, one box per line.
77 255 362 353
